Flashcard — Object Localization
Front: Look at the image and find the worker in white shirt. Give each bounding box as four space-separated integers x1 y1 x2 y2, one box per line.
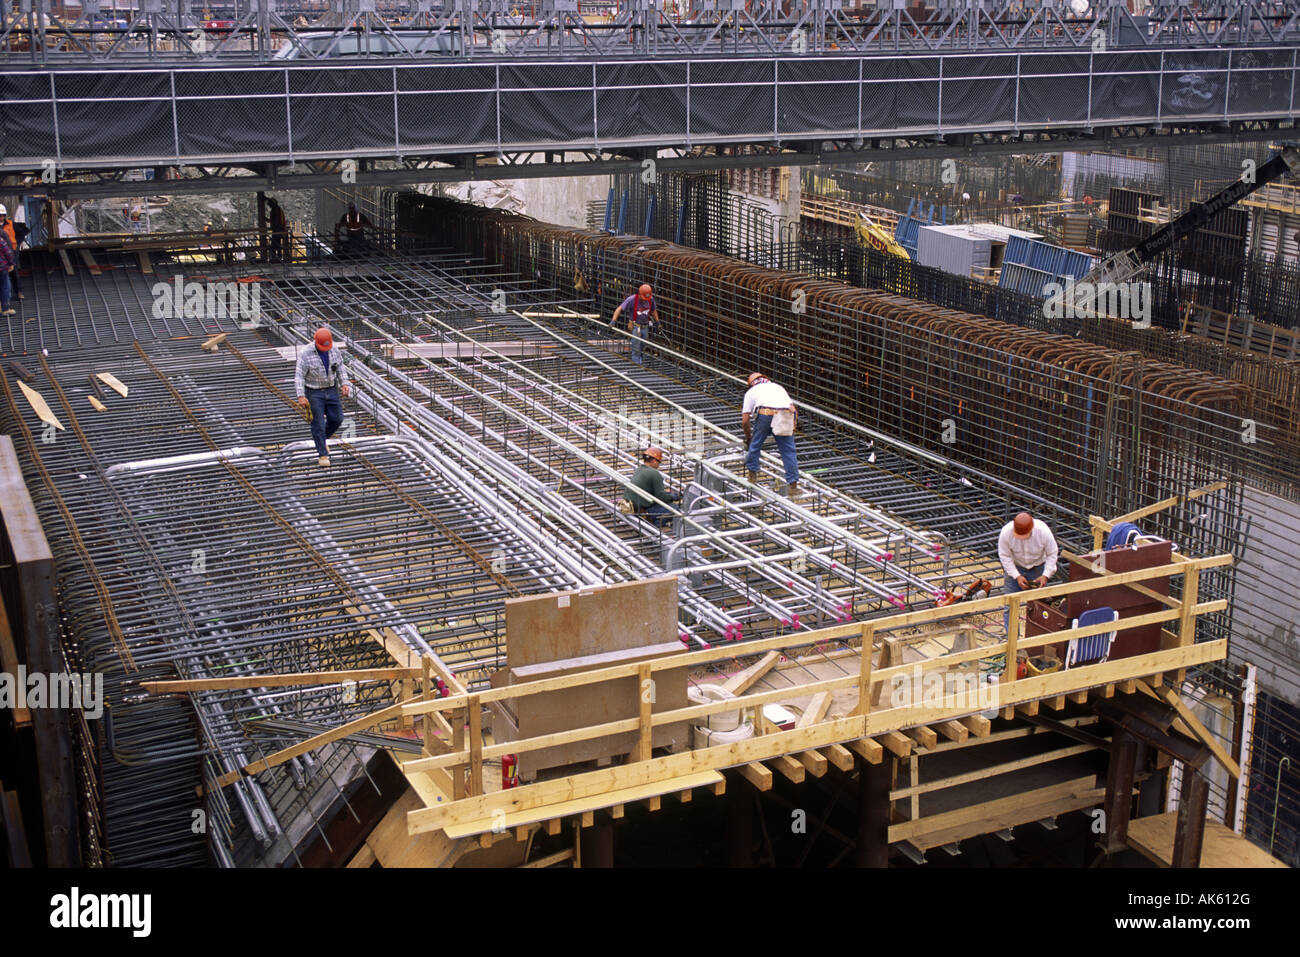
741 372 800 497
997 512 1060 631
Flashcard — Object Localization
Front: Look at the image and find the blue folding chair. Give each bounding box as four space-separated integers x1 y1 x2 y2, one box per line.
1066 607 1119 668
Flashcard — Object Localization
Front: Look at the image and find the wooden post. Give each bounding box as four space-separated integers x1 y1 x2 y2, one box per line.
870 637 897 709
468 693 483 797
1004 596 1022 682
857 622 875 713
420 655 433 755
1171 771 1209 868
1175 565 1200 685
636 662 652 762
452 706 467 801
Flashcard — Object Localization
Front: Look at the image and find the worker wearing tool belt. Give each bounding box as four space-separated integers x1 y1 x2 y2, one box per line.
741 372 801 498
997 511 1060 632
295 327 352 467
610 283 659 365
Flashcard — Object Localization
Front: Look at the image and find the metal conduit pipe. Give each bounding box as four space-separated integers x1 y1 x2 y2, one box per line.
389 309 947 592
346 324 827 628
334 338 737 642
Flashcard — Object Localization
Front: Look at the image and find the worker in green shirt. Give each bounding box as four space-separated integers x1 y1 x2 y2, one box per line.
623 446 680 528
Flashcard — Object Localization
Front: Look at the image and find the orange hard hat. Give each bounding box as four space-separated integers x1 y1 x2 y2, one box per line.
644 446 664 463
314 327 333 350
638 283 652 298
747 372 766 387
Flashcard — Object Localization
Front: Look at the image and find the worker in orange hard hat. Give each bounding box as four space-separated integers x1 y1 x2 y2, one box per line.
742 373 801 498
622 445 680 528
610 282 660 365
294 327 352 467
997 511 1060 631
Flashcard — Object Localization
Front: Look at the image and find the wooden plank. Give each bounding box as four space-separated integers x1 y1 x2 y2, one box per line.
846 738 883 765
204 701 406 793
0 596 30 727
58 248 74 276
635 662 652 762
439 771 726 839
1004 596 1022 681
911 785 1109 853
200 332 229 352
890 743 1097 800
95 373 128 398
468 694 483 796
402 561 1231 721
770 755 806 783
960 715 990 737
78 248 101 275
857 622 875 712
723 650 780 696
1126 812 1288 869
1068 691 1089 705
905 725 938 750
737 762 773 791
1094 482 1227 530
889 775 1098 844
1016 701 1040 718
796 691 832 728
1149 684 1241 779
346 843 376 868
407 640 1228 833
935 720 969 743
879 731 914 758
16 381 64 431
136 251 153 275
823 744 855 772
1044 695 1067 711
522 848 575 868
796 749 828 777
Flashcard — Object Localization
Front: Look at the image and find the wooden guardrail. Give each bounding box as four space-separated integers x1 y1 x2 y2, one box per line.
399 553 1231 833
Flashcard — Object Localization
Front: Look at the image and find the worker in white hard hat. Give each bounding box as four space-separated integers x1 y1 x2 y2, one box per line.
741 373 801 497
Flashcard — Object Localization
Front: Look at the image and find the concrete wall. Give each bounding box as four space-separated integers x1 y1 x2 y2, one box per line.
1232 485 1300 705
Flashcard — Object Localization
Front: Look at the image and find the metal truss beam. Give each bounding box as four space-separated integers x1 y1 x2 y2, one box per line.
22 121 1291 201
4 0 1300 64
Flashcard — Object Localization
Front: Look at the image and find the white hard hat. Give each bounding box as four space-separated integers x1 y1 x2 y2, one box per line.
0 205 8 216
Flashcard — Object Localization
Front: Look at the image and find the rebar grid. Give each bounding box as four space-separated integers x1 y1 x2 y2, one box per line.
2 211 1249 866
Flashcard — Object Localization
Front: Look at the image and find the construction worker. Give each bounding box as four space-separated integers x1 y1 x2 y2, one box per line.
610 283 659 364
0 206 21 300
741 373 800 497
334 203 372 257
0 227 14 317
997 511 1060 631
294 327 352 467
267 197 289 263
623 446 679 527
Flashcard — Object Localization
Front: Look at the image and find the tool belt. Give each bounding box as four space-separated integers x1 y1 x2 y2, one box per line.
757 406 789 416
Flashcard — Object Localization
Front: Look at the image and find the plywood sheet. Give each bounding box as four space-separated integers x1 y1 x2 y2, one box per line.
1127 812 1289 868
503 577 677 668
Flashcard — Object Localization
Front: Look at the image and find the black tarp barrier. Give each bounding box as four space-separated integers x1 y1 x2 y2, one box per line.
2 47 1295 169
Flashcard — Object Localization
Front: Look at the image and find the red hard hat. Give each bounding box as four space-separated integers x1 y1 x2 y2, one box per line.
314 327 333 350
644 446 664 462
747 372 766 387
638 283 652 298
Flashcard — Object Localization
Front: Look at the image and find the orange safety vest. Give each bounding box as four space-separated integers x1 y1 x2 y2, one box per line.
1 221 15 250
